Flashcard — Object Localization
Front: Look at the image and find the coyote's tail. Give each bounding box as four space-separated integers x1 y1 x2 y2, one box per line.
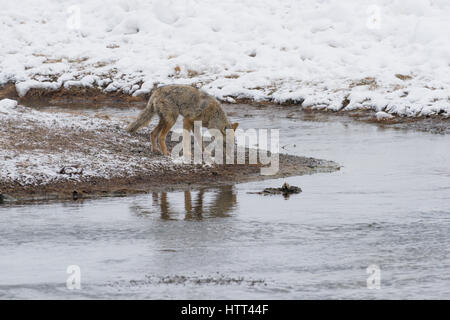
126 99 156 133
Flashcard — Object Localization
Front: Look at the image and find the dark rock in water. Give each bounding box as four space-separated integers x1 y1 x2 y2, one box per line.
248 182 302 198
263 182 302 195
0 193 15 204
72 191 79 201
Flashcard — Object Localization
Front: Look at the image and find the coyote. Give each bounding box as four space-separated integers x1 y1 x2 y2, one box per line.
126 85 238 156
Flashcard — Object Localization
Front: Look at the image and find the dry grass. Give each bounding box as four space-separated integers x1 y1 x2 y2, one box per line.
395 74 413 81
349 77 378 90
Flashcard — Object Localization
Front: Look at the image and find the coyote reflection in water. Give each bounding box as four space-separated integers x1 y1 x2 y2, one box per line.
130 186 237 220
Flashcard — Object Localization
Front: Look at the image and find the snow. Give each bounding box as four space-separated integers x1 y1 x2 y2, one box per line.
376 111 394 121
0 98 18 110
1 0 449 116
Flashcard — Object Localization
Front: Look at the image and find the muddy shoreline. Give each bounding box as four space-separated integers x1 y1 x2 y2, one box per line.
1 146 339 202
1 156 338 203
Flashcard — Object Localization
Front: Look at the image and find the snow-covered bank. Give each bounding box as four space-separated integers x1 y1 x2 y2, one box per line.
1 0 449 117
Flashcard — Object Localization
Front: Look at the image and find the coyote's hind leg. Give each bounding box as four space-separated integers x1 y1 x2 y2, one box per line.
150 118 164 153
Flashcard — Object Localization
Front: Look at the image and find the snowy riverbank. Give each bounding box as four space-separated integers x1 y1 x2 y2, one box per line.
1 0 449 117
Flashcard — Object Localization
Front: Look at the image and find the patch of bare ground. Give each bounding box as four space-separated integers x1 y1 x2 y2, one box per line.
0 82 149 109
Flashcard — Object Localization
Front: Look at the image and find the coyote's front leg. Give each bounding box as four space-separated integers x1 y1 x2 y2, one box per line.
158 117 177 156
182 118 193 159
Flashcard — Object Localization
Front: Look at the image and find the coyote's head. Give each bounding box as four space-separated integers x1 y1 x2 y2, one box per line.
206 104 239 136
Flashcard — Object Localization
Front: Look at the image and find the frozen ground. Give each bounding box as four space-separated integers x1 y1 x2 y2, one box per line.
1 0 449 117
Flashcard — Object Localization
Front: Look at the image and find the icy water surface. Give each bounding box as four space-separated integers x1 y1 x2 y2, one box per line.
1 105 450 299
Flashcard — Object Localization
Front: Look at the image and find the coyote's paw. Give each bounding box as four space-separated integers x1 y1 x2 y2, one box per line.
151 147 161 154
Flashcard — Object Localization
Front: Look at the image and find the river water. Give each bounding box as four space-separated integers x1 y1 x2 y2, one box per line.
1 105 449 299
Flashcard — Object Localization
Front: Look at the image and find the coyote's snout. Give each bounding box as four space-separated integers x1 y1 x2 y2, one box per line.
126 85 238 156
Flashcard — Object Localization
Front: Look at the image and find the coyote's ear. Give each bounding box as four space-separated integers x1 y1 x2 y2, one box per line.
231 122 239 130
